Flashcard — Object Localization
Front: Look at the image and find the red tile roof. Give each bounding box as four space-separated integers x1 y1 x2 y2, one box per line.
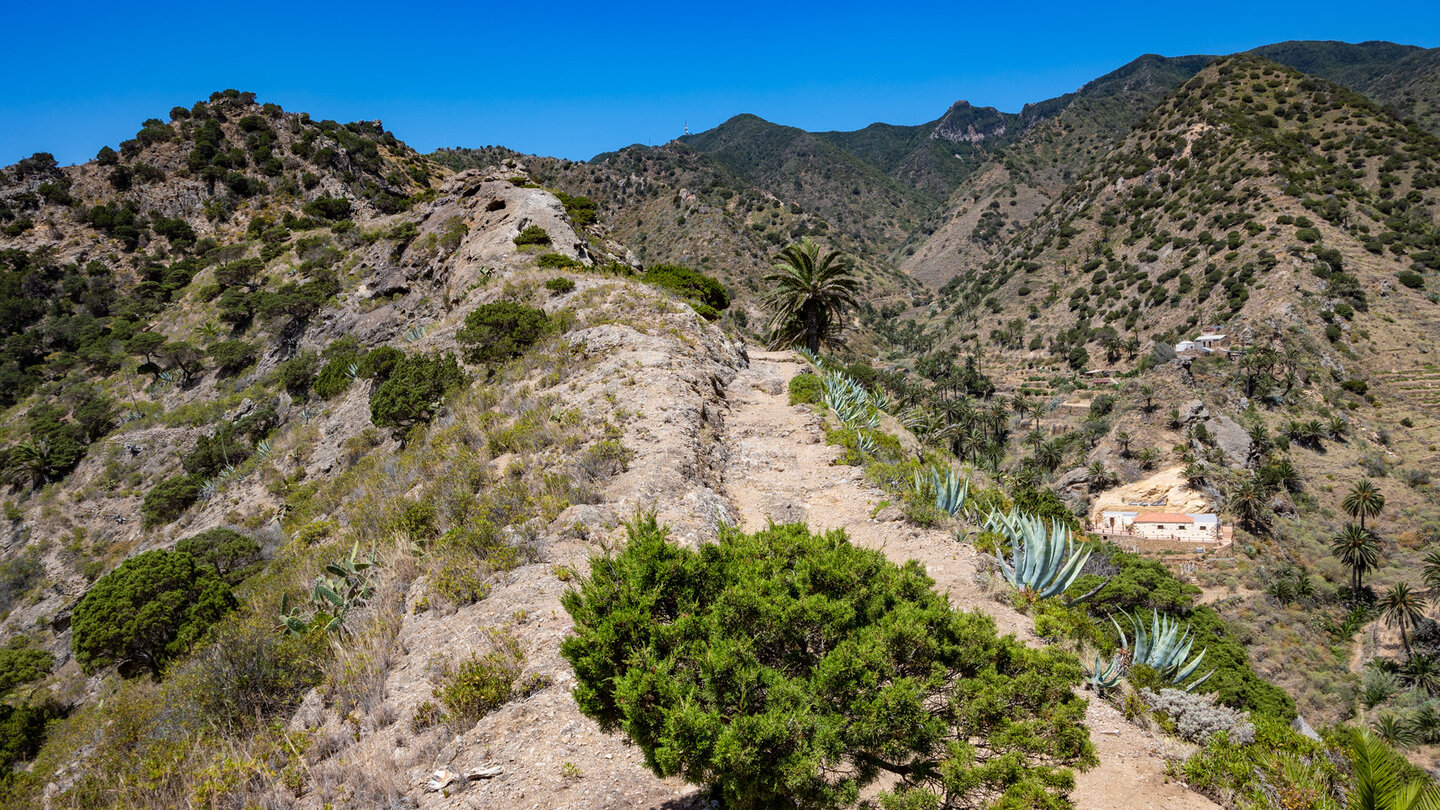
1133 512 1193 524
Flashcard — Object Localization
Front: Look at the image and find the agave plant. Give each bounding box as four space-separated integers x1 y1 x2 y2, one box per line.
929 467 970 517
855 432 877 457
1113 610 1213 691
795 347 824 369
1085 653 1124 693
403 324 427 343
987 509 1102 601
344 361 360 381
823 372 879 430
910 466 969 517
254 439 273 462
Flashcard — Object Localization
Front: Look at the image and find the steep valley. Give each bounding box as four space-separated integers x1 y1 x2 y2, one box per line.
2 38 1440 810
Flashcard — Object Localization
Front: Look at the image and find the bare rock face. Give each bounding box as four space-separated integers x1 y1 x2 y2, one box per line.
1202 414 1253 467
1181 399 1210 425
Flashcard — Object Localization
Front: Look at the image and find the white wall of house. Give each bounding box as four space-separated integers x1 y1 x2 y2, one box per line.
1097 511 1221 541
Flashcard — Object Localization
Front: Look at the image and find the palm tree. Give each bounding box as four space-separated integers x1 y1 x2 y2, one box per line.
1293 568 1316 600
1344 479 1386 532
1027 400 1046 430
3 438 57 489
1371 714 1417 749
1344 728 1440 810
1331 524 1381 594
1422 549 1440 605
1011 395 1032 427
1328 415 1350 441
1115 431 1132 458
762 238 861 354
1035 440 1064 473
1228 477 1270 534
985 401 1009 440
1400 654 1440 697
1086 461 1113 492
1383 583 1427 656
1136 384 1156 413
1136 447 1159 470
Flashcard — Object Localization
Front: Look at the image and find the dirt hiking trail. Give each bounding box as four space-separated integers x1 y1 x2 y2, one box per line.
721 351 1219 810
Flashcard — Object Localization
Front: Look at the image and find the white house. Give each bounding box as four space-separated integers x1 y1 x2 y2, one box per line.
1096 510 1222 542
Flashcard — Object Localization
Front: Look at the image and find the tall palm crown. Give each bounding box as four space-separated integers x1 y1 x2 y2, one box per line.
762 238 861 354
1331 523 1381 592
1422 549 1440 602
1382 583 1428 656
1346 728 1440 810
1344 479 1386 531
1228 477 1269 534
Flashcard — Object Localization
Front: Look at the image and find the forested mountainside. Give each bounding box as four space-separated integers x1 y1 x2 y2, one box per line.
1 36 1440 810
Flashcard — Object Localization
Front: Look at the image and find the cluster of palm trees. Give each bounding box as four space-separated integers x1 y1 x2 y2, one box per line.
1326 477 1440 753
1325 480 1437 654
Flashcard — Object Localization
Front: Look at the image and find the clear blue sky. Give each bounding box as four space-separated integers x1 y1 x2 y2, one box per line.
4 0 1438 167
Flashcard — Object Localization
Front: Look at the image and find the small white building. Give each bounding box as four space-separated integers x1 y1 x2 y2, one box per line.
1195 333 1229 350
1097 510 1222 542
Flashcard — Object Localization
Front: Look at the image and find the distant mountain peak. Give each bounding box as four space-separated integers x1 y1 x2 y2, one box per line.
931 100 1010 144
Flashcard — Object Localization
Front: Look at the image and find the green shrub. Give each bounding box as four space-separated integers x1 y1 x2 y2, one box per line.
357 346 403 380
561 516 1096 809
313 349 360 399
142 475 201 528
175 615 325 732
182 422 251 479
456 302 550 364
370 352 467 429
436 631 524 722
208 340 258 377
555 191 597 226
544 276 576 295
536 252 581 269
175 528 262 583
71 549 236 677
788 372 823 406
0 549 43 618
301 197 351 221
411 700 446 732
513 225 551 246
275 351 318 398
1396 270 1425 289
0 641 53 697
0 699 61 778
642 264 730 310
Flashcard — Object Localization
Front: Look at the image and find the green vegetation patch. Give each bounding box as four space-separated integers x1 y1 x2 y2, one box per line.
561 515 1096 809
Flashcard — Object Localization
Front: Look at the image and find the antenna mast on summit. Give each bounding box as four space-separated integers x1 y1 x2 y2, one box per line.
684 121 689 136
